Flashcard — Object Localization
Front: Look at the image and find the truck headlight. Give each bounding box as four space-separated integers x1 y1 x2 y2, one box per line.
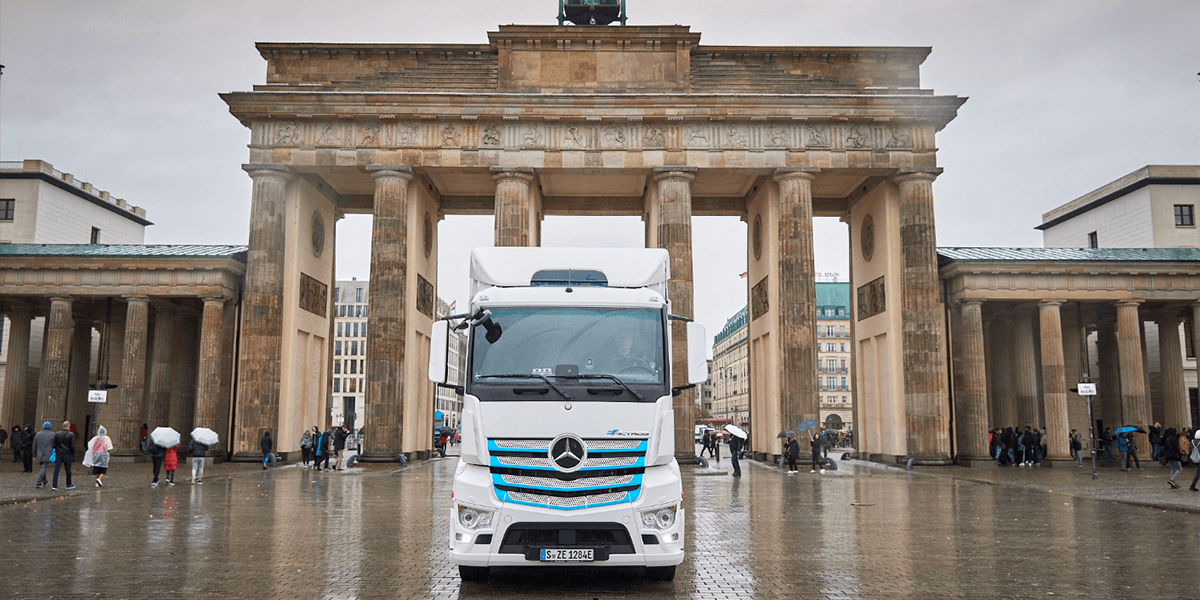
640 505 677 531
457 504 493 531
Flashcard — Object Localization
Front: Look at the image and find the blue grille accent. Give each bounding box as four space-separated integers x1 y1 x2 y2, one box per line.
487 438 648 510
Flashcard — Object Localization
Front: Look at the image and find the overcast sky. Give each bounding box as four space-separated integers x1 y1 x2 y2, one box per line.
2 1 1197 347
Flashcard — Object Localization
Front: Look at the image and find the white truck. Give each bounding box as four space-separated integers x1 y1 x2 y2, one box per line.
428 247 707 581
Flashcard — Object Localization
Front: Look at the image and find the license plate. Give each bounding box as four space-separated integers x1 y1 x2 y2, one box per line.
540 548 594 562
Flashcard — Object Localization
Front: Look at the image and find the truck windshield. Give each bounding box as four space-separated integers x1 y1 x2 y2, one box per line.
470 307 666 391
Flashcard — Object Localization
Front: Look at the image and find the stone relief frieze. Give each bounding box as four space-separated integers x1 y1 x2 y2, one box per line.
601 124 626 148
845 125 868 149
562 125 586 148
317 122 342 146
398 122 419 146
481 124 502 147
686 124 708 147
275 121 300 145
643 124 666 147
725 125 748 148
359 124 380 146
441 123 460 146
521 124 544 147
806 125 830 147
886 126 912 148
767 122 789 147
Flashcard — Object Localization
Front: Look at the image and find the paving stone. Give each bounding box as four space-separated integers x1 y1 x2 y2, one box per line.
2 453 1198 598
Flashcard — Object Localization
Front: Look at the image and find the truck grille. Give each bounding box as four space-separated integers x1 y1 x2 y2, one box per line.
488 438 648 510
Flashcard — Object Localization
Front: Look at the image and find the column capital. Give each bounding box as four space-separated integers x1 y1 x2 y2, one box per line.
241 163 293 182
1037 300 1063 309
959 299 984 309
123 296 150 305
651 166 697 183
772 167 819 183
201 296 227 308
1191 299 1200 310
490 166 535 183
366 164 413 181
1113 300 1143 309
48 295 74 304
893 168 943 185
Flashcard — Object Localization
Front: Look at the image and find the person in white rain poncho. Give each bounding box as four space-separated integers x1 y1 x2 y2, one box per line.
82 426 114 487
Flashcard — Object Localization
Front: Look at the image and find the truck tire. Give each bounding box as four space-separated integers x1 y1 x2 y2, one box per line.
458 565 488 582
646 565 676 581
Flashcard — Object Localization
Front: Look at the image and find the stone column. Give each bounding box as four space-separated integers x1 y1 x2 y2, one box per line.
1012 309 1041 430
194 298 226 433
492 167 536 247
146 306 175 430
1158 312 1189 429
1192 302 1200 360
234 164 292 456
117 297 151 452
66 320 94 428
774 168 820 452
1115 301 1149 449
1038 301 1071 462
170 312 199 439
1097 318 1121 427
35 296 74 423
1 306 32 431
991 317 1017 429
653 166 697 460
895 170 950 462
362 164 414 461
955 301 990 463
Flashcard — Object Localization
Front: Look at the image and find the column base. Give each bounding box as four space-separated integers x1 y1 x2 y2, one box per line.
675 451 697 463
358 449 405 463
231 451 266 463
956 454 995 468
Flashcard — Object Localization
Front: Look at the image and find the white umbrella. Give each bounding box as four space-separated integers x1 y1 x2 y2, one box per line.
191 427 219 447
150 426 180 448
724 424 748 439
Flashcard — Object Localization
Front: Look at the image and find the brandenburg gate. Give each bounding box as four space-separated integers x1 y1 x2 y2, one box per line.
220 23 966 463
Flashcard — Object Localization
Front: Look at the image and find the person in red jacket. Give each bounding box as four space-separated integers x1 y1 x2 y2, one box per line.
163 444 178 486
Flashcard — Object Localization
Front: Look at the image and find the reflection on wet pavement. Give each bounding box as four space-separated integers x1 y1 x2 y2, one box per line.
3 457 1198 599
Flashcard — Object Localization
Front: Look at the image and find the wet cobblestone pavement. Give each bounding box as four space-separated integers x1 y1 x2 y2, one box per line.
3 450 1199 599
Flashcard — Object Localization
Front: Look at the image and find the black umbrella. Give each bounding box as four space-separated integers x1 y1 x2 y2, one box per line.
777 430 796 439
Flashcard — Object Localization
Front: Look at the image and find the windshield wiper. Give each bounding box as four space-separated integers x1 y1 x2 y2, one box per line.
476 374 571 400
555 374 644 401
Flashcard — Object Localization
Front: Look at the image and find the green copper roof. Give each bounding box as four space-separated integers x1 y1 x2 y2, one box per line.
713 306 747 346
0 244 248 259
938 247 1200 266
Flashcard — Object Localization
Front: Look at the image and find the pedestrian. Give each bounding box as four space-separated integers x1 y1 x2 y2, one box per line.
1127 432 1143 470
21 424 35 472
260 431 273 470
1188 430 1200 492
163 443 178 486
1070 429 1083 467
1116 432 1130 470
711 432 720 463
10 425 24 464
1002 426 1017 466
299 428 313 466
83 426 113 487
32 421 55 489
333 425 348 470
785 435 799 474
1162 427 1183 489
315 428 331 471
148 438 165 487
1149 422 1162 462
52 421 75 491
810 433 825 474
989 429 1001 462
700 431 712 458
0 425 7 458
729 433 742 477
140 423 148 453
1022 426 1038 466
189 438 208 484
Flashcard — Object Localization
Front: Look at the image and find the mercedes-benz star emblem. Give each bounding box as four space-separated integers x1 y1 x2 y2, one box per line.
549 434 587 473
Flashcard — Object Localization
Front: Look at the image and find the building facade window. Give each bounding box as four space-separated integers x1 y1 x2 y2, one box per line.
0 199 14 220
335 341 342 355
90 227 101 244
356 288 364 303
1088 231 1098 248
1175 204 1195 226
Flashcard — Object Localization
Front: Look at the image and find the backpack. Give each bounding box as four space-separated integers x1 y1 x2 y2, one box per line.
1179 434 1191 457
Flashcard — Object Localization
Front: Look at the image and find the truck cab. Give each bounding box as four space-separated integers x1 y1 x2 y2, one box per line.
428 247 707 581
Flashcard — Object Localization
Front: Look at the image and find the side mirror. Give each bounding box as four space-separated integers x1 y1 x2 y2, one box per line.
686 322 708 385
428 320 450 384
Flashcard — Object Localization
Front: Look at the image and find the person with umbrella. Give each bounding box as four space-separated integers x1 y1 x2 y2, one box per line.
785 435 800 474
162 441 179 486
188 437 209 484
725 425 746 477
1115 426 1144 470
810 433 825 474
148 437 165 487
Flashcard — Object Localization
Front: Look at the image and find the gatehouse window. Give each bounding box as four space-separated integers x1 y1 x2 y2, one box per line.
1175 204 1194 226
90 227 101 244
0 199 13 220
1088 231 1098 248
